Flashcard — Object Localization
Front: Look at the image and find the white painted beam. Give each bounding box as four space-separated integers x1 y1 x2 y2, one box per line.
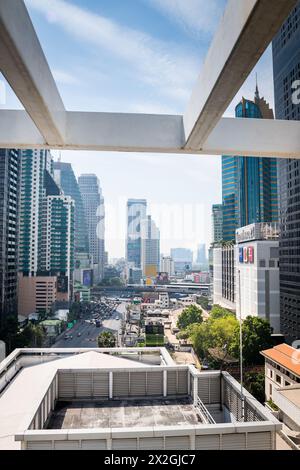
202 118 300 159
1 111 299 159
65 112 185 153
184 0 298 150
0 0 66 145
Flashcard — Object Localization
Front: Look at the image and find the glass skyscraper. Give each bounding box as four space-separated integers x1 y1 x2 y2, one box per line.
54 162 89 269
141 215 160 277
126 199 147 268
78 174 105 281
273 0 300 343
222 91 278 241
0 149 20 326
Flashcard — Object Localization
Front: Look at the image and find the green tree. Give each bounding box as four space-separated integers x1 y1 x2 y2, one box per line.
230 316 273 366
177 305 203 330
0 315 19 353
210 305 235 320
196 296 210 310
97 331 116 348
185 315 239 364
244 372 265 403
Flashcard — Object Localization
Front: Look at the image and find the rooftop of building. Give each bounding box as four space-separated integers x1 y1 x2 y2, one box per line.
46 398 201 430
261 344 300 377
0 347 281 450
279 386 300 409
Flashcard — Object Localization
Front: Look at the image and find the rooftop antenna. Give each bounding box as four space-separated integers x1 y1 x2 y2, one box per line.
255 72 260 101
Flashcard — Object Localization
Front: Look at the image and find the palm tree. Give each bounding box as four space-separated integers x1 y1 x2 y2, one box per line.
97 331 116 348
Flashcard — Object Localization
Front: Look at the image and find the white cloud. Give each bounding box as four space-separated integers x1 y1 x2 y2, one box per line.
26 0 201 103
144 0 225 38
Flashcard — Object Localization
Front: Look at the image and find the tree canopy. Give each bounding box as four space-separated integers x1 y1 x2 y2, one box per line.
230 316 273 365
97 331 116 348
210 305 235 320
177 305 203 330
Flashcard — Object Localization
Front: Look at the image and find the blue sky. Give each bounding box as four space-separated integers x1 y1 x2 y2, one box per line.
1 0 275 259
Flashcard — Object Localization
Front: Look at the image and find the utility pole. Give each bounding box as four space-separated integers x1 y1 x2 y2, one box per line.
238 269 245 422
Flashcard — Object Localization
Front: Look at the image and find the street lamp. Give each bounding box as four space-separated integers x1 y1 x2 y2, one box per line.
238 269 245 422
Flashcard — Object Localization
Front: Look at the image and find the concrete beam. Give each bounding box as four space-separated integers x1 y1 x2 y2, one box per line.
0 111 299 159
0 0 66 145
65 111 185 153
184 0 298 150
203 117 300 159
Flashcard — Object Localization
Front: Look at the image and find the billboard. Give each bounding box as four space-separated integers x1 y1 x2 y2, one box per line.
83 269 93 287
240 247 254 264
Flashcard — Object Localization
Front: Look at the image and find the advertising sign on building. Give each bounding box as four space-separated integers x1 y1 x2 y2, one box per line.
83 269 93 287
240 246 255 264
248 246 254 263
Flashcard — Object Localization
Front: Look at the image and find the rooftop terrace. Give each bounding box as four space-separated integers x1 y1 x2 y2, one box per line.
47 398 202 430
0 348 281 450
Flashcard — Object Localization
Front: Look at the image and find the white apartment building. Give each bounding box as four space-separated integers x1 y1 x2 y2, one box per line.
261 344 300 437
235 223 280 332
160 256 175 276
212 245 236 311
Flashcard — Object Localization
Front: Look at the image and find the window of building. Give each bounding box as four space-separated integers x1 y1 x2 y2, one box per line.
269 384 272 396
276 374 281 385
285 381 291 387
260 260 266 267
270 370 273 379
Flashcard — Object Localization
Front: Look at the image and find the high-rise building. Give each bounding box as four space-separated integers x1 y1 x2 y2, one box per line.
53 162 89 269
222 91 278 241
236 223 280 333
170 248 193 274
78 174 105 281
18 151 75 315
213 244 236 311
196 243 207 265
19 150 53 276
273 1 300 343
211 204 223 244
0 149 20 326
126 199 147 268
141 215 160 277
40 195 75 299
161 256 175 277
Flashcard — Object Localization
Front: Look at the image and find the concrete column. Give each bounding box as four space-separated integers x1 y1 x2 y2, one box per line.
163 370 167 397
109 372 113 399
193 376 198 406
190 433 195 450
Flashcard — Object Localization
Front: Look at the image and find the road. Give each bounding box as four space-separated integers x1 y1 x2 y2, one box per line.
52 302 127 348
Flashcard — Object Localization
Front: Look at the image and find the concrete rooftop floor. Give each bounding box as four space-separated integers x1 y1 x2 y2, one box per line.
46 398 202 429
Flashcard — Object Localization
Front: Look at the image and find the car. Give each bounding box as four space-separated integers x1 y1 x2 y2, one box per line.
64 334 69 340
70 335 73 340
77 332 81 337
115 316 119 321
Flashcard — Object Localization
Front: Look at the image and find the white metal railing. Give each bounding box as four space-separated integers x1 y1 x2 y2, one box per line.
195 397 216 425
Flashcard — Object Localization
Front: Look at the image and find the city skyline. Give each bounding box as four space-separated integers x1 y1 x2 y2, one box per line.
1 0 276 259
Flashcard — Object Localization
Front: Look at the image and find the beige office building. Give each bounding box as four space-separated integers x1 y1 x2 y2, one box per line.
18 275 57 317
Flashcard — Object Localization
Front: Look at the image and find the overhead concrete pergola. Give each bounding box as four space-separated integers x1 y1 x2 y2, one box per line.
0 0 299 157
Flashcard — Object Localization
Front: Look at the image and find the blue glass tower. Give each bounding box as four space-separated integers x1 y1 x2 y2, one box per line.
222 91 278 241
